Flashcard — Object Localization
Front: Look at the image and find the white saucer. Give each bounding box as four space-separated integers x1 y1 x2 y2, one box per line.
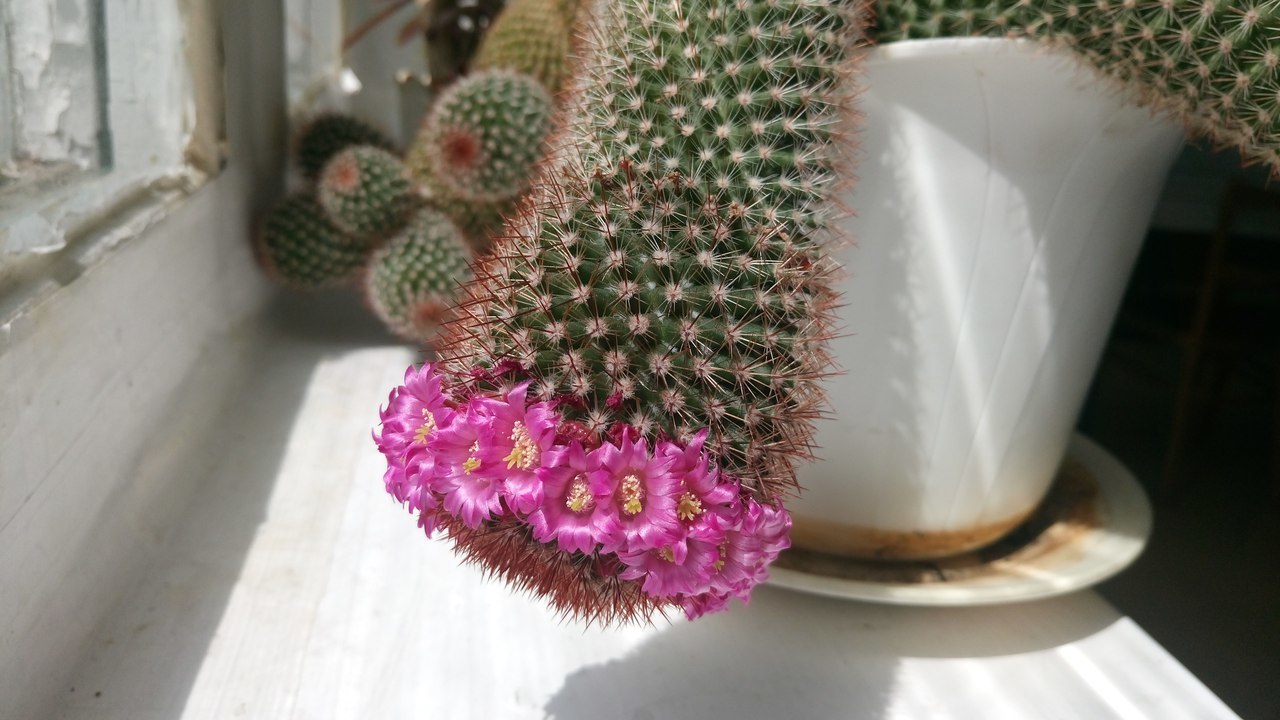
768 434 1153 606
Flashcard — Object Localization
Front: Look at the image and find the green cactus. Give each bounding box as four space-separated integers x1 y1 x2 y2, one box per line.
472 0 573 92
294 113 397 182
365 207 474 344
437 0 858 499
256 193 371 289
407 69 554 222
873 0 1280 172
318 145 419 238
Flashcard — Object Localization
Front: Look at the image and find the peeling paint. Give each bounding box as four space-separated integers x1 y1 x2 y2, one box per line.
9 0 99 165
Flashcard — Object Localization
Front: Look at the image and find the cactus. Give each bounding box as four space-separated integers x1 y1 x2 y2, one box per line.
256 193 371 289
376 0 862 624
318 145 419 238
873 1 1280 172
407 69 554 239
365 207 474 344
294 113 397 182
472 0 573 92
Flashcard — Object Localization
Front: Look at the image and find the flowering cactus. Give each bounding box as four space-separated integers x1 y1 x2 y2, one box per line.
256 193 371 289
875 0 1280 171
375 0 863 623
365 207 474 344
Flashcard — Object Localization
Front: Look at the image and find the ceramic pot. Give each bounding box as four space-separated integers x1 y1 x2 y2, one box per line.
789 39 1184 560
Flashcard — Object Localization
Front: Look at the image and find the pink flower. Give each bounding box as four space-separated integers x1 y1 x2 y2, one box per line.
480 382 559 514
526 442 612 554
619 536 719 598
745 498 792 565
659 430 740 533
706 498 793 598
594 430 682 553
376 364 456 464
680 590 732 619
432 405 504 528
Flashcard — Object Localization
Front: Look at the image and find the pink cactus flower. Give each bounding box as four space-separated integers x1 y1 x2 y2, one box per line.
480 382 559 514
680 590 733 620
594 430 682 553
659 430 741 532
376 364 457 468
619 536 720 598
526 442 613 554
432 404 504 528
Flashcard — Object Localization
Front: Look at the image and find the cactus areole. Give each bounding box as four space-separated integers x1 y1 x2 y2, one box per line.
375 0 865 624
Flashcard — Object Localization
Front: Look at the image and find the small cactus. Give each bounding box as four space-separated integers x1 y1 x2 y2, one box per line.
318 146 419 238
294 113 396 182
472 0 573 92
365 207 474 344
407 69 554 241
874 0 1280 172
256 193 371 289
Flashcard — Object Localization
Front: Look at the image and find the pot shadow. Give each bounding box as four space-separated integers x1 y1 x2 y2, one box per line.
545 585 1120 720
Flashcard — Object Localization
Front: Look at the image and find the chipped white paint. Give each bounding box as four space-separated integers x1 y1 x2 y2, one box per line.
1 0 207 259
8 0 98 163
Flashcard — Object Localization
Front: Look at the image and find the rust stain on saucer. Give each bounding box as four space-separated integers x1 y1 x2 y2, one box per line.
776 462 1101 585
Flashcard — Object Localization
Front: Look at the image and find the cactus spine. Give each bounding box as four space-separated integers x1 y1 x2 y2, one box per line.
423 0 861 621
366 207 474 344
318 146 419 238
874 0 1280 171
257 193 371 289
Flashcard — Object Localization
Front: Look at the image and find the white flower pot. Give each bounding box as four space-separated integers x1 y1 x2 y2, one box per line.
790 39 1184 560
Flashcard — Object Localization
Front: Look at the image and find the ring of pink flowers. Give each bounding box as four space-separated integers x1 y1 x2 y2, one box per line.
375 363 793 619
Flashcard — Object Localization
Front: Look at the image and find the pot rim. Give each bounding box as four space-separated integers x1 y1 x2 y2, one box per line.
867 37 1047 66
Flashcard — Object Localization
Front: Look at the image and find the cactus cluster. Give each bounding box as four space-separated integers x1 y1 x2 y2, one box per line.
407 69 556 243
874 0 1280 172
378 0 863 623
257 117 476 345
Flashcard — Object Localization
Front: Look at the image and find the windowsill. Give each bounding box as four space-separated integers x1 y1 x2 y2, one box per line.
36 296 1240 720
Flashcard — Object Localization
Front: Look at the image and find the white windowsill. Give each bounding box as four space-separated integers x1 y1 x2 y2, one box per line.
37 297 1241 720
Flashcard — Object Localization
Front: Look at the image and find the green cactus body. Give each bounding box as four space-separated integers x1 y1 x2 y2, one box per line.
295 113 396 182
257 193 371 289
408 69 554 211
472 0 572 92
874 1 1280 171
366 207 474 344
440 0 858 499
437 195 514 249
318 146 419 238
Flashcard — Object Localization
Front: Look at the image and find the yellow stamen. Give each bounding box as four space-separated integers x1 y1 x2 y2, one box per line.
502 421 540 471
565 474 594 514
657 547 675 563
620 473 645 516
676 492 703 521
714 541 728 572
413 410 437 444
462 441 481 475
